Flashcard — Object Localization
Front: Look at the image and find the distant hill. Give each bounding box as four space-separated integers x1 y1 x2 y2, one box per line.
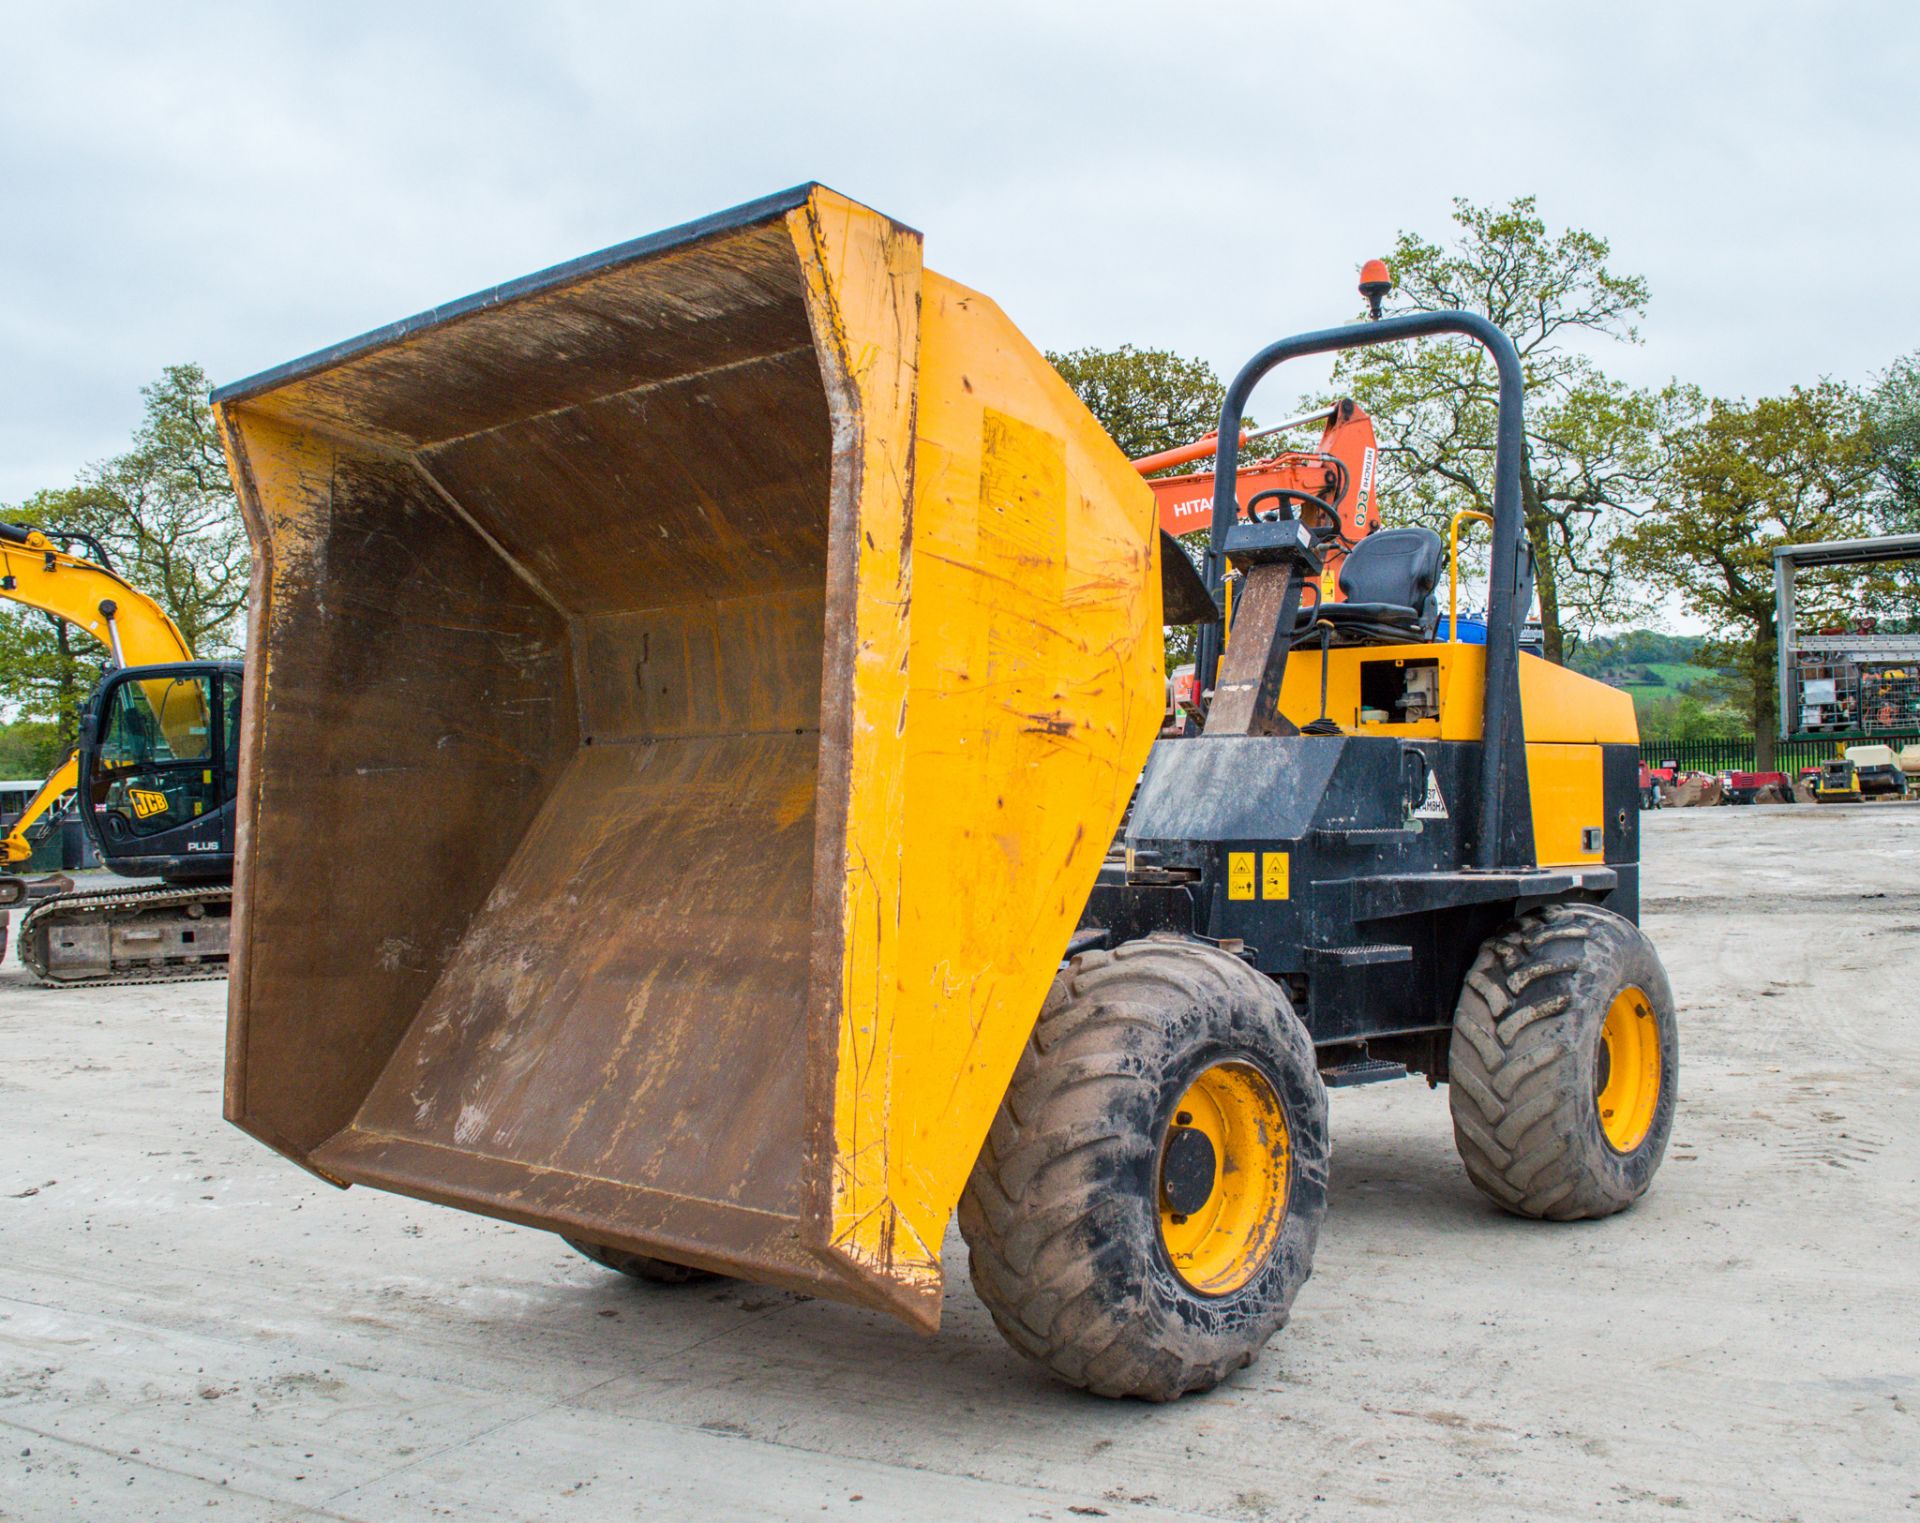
1567 632 1743 735
1567 631 1710 679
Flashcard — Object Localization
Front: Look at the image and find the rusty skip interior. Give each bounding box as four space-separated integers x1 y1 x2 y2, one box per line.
218 206 869 1298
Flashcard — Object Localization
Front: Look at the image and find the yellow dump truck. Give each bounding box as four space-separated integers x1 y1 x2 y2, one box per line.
216 185 1675 1401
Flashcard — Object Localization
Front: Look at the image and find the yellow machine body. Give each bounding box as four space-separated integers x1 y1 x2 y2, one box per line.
1275 640 1637 866
214 186 1165 1330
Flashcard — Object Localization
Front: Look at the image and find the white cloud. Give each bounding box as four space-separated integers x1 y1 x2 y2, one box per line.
3 0 1915 513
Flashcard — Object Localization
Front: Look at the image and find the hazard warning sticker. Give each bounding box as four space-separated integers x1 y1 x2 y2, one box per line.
1412 772 1448 820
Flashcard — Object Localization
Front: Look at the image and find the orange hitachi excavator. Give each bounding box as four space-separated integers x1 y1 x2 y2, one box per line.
1134 397 1382 582
1133 259 1394 601
1140 262 1394 731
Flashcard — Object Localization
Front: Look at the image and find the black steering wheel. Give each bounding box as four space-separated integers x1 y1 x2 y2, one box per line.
1245 487 1347 547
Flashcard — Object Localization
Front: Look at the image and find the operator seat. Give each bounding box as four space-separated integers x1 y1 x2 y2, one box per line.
1293 525 1444 645
114 702 159 766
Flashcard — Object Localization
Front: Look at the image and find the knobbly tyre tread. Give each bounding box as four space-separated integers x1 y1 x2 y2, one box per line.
16 883 232 986
564 1238 720 1286
958 935 1329 1401
1449 902 1678 1220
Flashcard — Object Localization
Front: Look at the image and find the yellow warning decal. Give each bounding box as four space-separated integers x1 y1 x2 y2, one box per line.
1262 852 1290 900
1228 851 1255 900
129 788 169 819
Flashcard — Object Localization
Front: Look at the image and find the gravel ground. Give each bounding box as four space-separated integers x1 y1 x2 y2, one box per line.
1 806 1915 1522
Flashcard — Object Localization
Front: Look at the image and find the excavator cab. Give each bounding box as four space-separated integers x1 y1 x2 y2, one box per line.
15 658 240 983
81 661 239 878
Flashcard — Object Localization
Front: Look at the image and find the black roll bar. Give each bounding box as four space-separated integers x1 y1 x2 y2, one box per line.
1194 311 1531 870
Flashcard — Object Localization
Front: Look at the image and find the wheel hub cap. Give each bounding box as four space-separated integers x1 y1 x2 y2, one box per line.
1160 1125 1218 1216
1596 984 1661 1153
1157 1062 1290 1295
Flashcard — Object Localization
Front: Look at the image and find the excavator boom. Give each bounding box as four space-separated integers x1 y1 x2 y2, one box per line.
1138 398 1381 592
0 522 197 861
3 754 77 868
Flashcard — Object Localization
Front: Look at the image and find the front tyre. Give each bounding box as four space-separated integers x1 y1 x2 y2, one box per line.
958 936 1329 1401
1449 903 1678 1220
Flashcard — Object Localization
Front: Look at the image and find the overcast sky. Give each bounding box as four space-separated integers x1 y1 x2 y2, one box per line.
3 1 1917 508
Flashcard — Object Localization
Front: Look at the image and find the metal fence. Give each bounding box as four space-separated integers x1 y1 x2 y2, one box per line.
1637 733 1920 776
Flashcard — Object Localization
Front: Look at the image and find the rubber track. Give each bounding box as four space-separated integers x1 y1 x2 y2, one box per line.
16 883 231 987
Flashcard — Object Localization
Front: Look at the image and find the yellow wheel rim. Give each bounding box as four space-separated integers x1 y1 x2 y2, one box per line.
1596 985 1661 1153
1157 1062 1289 1295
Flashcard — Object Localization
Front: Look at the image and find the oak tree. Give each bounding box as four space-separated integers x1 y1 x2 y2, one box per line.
0 363 247 769
1617 383 1880 764
1327 197 1671 662
1867 349 1920 531
1048 345 1229 464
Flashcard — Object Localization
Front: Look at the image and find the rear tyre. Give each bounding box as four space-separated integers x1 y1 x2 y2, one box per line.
565 1238 720 1285
958 936 1328 1401
1449 903 1678 1220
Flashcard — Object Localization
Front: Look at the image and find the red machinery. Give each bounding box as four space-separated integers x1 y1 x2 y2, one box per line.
1723 770 1789 805
1148 395 1382 730
1133 399 1381 594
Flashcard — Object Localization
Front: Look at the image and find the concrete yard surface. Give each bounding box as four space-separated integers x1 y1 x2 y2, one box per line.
2 808 1916 1522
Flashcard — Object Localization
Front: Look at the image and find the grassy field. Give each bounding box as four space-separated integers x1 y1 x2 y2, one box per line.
1614 660 1717 709
1611 659 1710 689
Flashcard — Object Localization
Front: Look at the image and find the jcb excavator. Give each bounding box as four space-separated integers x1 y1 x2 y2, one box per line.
217 187 1675 1401
0 521 236 982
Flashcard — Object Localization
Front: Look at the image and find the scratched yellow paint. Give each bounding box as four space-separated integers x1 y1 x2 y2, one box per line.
787 191 1163 1327
785 190 928 1312
892 275 1162 1271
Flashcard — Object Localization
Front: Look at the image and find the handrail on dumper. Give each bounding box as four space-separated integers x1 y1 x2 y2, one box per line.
1193 311 1532 872
1447 508 1496 641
